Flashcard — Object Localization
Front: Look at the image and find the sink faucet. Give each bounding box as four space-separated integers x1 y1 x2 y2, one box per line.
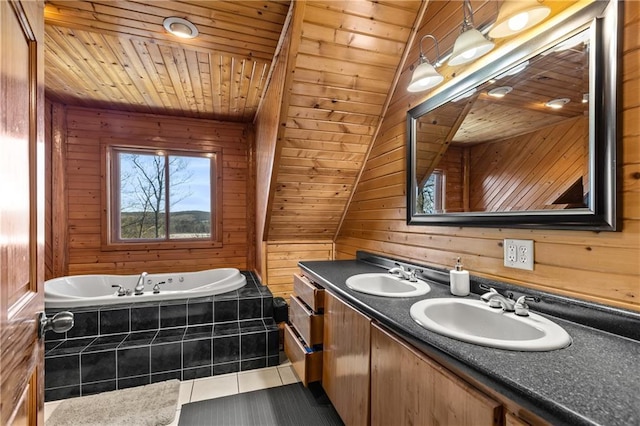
389 263 412 280
480 288 515 312
134 272 148 295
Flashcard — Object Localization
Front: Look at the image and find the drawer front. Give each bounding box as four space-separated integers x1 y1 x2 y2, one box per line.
284 323 322 387
293 274 325 312
289 296 323 347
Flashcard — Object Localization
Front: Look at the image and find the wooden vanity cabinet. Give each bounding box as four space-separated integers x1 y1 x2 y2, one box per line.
323 292 371 426
284 273 325 386
371 323 501 426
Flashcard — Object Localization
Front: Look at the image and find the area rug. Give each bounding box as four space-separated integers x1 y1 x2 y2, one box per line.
178 382 343 426
47 379 180 426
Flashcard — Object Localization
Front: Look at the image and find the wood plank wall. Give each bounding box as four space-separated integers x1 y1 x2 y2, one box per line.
254 18 291 283
264 241 334 300
45 101 53 280
468 117 588 211
46 104 253 277
336 1 640 312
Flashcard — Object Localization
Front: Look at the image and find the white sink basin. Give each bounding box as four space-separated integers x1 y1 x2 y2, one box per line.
410 298 571 351
346 273 431 297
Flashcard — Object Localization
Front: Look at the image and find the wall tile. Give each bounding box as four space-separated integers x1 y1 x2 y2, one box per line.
183 339 212 368
118 346 150 378
99 308 130 334
151 342 182 373
81 351 116 383
45 355 80 388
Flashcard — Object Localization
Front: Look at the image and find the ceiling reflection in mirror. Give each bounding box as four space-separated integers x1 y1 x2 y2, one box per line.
407 0 619 230
414 29 590 215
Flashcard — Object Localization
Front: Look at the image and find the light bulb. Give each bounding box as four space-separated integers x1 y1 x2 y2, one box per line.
462 48 477 60
508 12 529 32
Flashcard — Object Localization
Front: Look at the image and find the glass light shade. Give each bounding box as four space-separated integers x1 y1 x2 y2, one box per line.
407 61 444 92
448 28 495 66
488 1 551 39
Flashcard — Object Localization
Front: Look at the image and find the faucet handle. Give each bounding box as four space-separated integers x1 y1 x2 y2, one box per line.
514 296 537 316
111 284 126 297
409 268 423 282
480 287 499 302
152 281 166 294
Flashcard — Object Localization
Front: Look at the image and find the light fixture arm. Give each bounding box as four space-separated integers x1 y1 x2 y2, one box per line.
417 34 441 67
461 0 476 31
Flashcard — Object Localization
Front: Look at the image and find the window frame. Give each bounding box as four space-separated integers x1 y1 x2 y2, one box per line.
102 144 223 251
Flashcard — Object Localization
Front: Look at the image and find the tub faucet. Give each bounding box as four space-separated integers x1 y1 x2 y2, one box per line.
134 272 148 295
480 287 515 312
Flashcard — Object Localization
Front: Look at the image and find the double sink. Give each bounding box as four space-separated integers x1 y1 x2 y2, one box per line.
345 272 571 352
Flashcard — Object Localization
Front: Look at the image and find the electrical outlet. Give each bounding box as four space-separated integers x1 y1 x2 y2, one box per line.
504 239 534 270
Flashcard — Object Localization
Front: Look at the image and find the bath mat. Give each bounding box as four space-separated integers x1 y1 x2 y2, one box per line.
178 382 343 426
47 380 180 426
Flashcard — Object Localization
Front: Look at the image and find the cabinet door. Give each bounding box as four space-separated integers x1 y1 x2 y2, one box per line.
323 292 371 426
371 323 501 426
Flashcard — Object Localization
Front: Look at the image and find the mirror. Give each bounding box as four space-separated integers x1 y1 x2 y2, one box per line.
407 0 619 230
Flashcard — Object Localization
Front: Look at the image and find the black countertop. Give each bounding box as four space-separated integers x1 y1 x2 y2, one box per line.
298 258 640 426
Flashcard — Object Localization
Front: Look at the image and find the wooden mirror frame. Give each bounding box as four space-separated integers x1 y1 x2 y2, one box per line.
407 0 620 231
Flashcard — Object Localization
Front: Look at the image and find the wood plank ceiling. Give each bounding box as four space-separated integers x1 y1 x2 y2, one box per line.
44 0 290 121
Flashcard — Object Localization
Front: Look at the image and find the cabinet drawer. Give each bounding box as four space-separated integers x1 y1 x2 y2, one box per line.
293 274 325 312
284 323 322 387
289 296 323 347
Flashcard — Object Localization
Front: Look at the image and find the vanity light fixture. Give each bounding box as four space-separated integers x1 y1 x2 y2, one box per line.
449 0 495 66
488 86 513 98
163 17 199 39
582 93 589 104
488 0 551 39
407 34 444 92
545 98 570 109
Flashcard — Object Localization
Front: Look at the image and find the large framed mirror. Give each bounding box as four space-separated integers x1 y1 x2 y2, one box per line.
407 0 619 230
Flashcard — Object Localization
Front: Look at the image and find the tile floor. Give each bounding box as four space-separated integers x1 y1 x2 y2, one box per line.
44 360 300 425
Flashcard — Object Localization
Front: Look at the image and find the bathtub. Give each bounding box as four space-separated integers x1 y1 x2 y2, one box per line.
45 268 247 308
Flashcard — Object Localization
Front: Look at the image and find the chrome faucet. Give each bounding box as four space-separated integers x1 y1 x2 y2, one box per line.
480 287 515 312
134 272 148 295
389 263 412 280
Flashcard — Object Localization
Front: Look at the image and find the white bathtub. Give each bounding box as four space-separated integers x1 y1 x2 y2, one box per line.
45 268 247 308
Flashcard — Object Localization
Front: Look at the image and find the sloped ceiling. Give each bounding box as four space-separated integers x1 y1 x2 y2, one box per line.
265 1 424 240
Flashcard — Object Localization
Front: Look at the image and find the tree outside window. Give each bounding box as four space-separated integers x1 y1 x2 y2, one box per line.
112 148 215 242
417 170 444 214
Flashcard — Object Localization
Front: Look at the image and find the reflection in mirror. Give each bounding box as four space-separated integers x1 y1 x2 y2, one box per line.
415 29 590 214
407 0 618 230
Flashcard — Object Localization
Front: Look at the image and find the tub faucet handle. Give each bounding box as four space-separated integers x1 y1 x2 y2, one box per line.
111 285 126 297
152 281 166 294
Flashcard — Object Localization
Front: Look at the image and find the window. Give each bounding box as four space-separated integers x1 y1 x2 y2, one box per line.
418 170 445 214
107 147 221 247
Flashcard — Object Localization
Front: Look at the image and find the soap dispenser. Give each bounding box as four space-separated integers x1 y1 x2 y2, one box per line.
450 257 470 296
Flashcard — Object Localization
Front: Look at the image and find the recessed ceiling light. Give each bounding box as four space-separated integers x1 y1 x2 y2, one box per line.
488 86 513 98
545 98 570 109
163 17 199 39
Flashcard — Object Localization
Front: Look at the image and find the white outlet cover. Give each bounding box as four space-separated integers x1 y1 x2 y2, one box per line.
504 239 534 270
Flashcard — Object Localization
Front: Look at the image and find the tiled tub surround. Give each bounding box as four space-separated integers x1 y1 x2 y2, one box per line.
300 252 640 426
44 272 279 402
